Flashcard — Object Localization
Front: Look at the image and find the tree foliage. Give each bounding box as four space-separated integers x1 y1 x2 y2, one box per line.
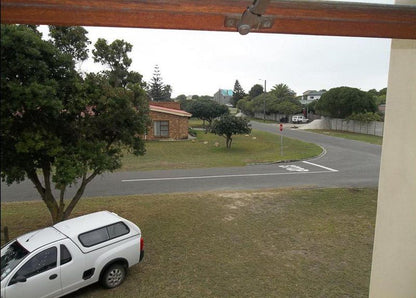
92 38 134 88
1 25 149 223
368 87 387 106
231 80 246 107
148 65 171 101
185 99 229 132
248 84 264 99
346 112 383 122
175 94 187 101
211 115 251 149
315 86 377 118
49 26 91 62
270 83 296 100
237 83 301 117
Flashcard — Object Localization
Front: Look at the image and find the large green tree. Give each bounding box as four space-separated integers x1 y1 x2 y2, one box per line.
1 25 149 223
315 86 377 118
49 26 91 62
248 84 264 99
211 115 251 149
92 38 133 88
231 80 246 107
148 65 172 101
270 83 296 100
185 99 229 133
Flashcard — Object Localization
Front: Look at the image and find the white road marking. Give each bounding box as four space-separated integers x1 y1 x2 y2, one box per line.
279 165 309 172
302 161 338 172
122 162 338 182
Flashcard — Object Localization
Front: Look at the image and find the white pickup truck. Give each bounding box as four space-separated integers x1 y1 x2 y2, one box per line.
291 115 308 124
1 211 144 298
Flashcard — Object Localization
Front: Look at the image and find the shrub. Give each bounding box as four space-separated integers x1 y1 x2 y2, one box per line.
346 112 383 122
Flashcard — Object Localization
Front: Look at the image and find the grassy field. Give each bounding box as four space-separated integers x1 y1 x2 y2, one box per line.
1 188 377 297
120 130 322 171
188 118 206 129
307 129 383 145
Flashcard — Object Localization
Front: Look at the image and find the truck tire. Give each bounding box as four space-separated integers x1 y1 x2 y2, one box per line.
100 263 126 289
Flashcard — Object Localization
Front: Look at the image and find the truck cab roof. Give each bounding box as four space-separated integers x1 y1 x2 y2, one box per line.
17 227 66 253
53 211 123 239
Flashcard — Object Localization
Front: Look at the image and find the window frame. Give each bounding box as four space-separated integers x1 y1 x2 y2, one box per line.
11 246 57 283
78 222 130 248
154 120 169 138
60 244 72 265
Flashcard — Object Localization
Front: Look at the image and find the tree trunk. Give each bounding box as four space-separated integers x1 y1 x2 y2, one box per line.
27 168 98 224
27 168 60 224
205 120 211 134
226 136 232 149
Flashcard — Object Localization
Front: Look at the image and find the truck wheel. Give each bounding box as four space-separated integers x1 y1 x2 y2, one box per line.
101 263 126 289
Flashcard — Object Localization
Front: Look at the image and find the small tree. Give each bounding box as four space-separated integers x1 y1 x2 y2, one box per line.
211 115 251 149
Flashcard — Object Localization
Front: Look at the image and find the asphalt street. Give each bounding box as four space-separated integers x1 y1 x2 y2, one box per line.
1 122 382 202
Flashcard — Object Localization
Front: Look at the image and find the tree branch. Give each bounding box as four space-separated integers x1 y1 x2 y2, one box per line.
63 170 98 219
27 169 45 196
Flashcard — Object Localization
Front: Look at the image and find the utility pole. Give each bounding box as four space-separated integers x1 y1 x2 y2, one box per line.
259 79 267 121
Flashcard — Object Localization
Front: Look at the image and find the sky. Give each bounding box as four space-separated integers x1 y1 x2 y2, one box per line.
42 0 395 98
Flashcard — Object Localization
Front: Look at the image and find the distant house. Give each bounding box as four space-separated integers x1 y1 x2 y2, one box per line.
213 89 233 105
300 90 326 105
147 102 192 140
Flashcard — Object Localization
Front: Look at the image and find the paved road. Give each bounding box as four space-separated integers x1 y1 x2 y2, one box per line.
1 122 381 202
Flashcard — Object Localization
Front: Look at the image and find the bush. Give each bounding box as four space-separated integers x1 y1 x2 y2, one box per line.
316 87 377 118
346 112 383 122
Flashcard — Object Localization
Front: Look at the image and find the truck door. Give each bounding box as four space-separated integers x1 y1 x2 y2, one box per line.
59 239 89 296
5 246 61 298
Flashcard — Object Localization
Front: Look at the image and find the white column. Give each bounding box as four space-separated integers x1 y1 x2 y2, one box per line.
369 4 416 295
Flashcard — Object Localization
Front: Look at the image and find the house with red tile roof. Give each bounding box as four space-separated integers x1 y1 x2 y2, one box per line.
147 102 192 140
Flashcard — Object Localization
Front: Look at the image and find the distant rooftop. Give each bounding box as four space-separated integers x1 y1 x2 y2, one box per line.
219 89 233 96
303 90 326 95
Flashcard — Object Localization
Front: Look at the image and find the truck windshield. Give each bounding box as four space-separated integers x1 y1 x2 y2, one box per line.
1 241 29 281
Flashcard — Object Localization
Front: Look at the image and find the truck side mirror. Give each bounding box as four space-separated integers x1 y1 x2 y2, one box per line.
10 275 27 285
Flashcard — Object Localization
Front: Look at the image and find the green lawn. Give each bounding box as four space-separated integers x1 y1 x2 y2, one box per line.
307 129 383 145
1 188 377 297
188 118 206 129
120 130 322 171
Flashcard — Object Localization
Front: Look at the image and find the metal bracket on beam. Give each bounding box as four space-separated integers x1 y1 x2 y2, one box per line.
224 0 272 35
224 15 273 34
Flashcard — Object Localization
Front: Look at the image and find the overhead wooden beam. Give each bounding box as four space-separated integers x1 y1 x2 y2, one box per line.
1 0 416 39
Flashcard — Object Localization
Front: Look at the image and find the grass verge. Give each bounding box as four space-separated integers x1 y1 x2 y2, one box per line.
120 130 322 171
1 188 377 297
307 129 383 145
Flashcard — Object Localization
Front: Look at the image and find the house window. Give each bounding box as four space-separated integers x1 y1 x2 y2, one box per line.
154 121 169 137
